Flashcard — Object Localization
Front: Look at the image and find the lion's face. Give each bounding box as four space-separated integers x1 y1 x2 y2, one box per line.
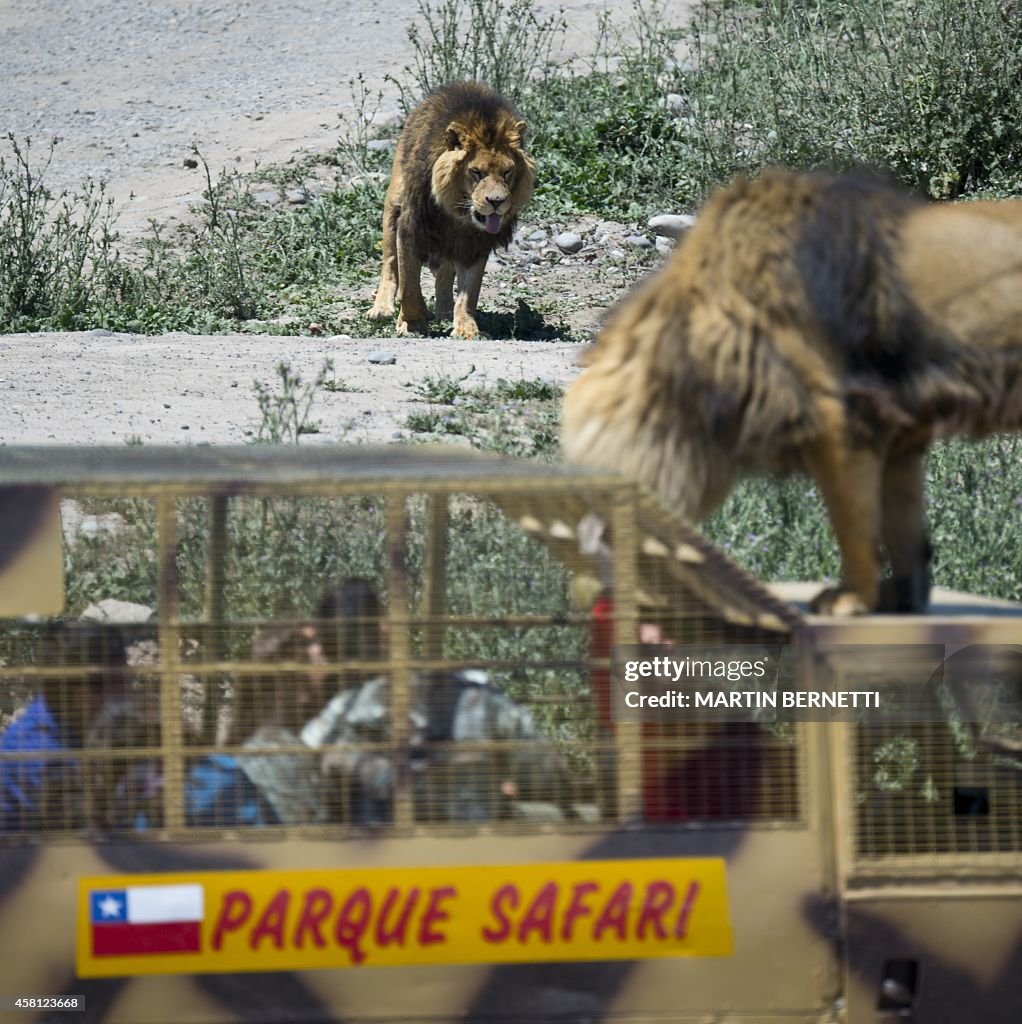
432 116 535 234
463 153 518 234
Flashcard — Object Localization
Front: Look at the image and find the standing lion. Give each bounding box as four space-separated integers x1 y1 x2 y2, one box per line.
562 169 1022 616
368 81 535 340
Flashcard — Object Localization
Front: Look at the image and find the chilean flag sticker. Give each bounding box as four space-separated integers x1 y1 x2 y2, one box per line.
90 884 204 956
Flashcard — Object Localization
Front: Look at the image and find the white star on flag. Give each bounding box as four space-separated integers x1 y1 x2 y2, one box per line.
98 895 122 918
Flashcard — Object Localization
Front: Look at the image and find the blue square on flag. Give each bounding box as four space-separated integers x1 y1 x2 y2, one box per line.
91 891 128 923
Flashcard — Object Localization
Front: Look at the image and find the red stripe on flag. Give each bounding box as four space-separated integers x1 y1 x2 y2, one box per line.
92 921 201 956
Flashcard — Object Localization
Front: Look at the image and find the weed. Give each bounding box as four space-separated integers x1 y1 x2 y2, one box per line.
322 376 364 394
252 360 334 444
407 369 475 404
0 135 123 330
390 0 567 111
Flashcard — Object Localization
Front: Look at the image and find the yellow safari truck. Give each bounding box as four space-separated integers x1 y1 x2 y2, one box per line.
0 445 1020 1024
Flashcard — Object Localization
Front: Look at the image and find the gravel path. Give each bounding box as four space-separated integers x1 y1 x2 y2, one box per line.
0 0 693 448
0 330 581 445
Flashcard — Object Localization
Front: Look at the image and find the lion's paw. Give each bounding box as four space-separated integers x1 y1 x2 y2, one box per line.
451 317 480 340
396 318 429 336
367 303 395 322
809 587 872 617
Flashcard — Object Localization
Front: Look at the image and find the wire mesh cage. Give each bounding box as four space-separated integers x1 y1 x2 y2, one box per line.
0 445 804 842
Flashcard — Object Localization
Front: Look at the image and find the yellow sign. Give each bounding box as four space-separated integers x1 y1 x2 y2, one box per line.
77 858 732 977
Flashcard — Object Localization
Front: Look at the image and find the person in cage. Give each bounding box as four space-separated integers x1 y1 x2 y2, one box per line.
300 577 576 825
0 622 128 833
229 624 330 826
584 585 772 823
83 699 282 832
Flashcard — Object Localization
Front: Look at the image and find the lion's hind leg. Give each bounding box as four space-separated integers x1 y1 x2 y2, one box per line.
877 441 933 613
368 193 400 322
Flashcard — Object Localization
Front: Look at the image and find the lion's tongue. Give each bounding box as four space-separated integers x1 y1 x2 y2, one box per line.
485 213 502 234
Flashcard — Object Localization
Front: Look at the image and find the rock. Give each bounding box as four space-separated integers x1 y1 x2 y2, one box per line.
527 229 547 242
326 334 352 342
253 189 281 205
80 599 155 625
647 213 696 239
367 139 394 152
626 234 654 249
553 232 583 254
655 235 674 255
368 351 397 365
88 328 113 337
286 188 310 205
659 93 688 117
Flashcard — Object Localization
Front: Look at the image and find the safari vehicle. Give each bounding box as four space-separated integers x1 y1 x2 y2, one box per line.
0 445 1020 1024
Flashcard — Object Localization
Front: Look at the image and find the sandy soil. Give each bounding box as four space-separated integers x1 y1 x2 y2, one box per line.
0 0 692 447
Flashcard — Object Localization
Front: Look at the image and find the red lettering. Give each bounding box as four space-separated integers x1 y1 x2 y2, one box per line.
674 881 700 939
481 884 519 943
211 890 252 951
517 882 558 944
636 880 675 940
334 888 372 965
592 882 632 941
419 886 457 947
293 888 334 949
249 889 291 950
375 887 420 947
560 881 599 942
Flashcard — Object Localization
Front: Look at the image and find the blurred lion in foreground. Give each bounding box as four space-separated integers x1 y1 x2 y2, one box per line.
368 80 535 339
562 169 1022 615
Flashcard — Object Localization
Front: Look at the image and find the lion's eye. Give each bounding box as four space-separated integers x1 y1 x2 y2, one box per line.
469 168 484 182
503 169 514 184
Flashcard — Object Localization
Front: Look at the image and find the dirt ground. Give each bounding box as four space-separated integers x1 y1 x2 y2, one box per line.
0 0 692 447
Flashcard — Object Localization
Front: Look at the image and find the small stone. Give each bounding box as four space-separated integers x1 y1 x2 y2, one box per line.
88 328 113 337
368 351 397 365
253 189 281 205
527 229 547 242
626 234 654 249
80 599 154 625
609 248 626 260
554 232 583 254
658 93 688 117
308 322 324 335
367 139 395 152
286 188 310 205
326 334 352 342
655 235 674 254
647 213 696 239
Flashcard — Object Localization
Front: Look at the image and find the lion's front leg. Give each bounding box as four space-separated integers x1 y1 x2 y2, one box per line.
452 257 487 339
804 410 885 616
434 260 455 322
396 241 429 336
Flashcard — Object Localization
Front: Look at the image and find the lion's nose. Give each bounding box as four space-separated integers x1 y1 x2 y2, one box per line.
486 194 505 208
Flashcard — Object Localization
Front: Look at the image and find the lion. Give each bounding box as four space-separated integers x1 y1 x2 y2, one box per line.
561 169 1022 616
367 80 535 340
